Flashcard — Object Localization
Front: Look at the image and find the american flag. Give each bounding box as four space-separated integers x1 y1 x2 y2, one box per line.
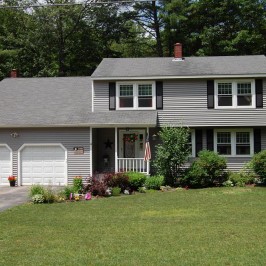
144 134 151 161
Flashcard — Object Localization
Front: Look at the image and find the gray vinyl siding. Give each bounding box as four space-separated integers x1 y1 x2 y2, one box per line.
158 79 266 127
94 81 109 112
0 128 90 185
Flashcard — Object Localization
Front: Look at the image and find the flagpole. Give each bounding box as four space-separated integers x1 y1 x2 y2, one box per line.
146 127 150 175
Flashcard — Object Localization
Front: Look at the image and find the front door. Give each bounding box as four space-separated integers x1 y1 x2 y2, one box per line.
119 130 145 158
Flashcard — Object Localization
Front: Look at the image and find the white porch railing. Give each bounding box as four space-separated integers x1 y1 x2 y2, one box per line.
117 158 148 174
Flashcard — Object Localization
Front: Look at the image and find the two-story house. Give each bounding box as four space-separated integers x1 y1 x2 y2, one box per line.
0 43 265 186
91 44 266 175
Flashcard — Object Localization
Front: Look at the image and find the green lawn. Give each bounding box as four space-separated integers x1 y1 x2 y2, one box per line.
0 187 265 266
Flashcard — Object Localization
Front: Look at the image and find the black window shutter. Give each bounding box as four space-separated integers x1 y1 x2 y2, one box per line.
195 129 203 157
206 129 214 151
255 79 263 108
156 81 163 109
109 82 116 110
207 80 214 109
254 129 261 153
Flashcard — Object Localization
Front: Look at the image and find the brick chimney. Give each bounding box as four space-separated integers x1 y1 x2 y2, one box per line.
10 69 18 78
173 43 183 61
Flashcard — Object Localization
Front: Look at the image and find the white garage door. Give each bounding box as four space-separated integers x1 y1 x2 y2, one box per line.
0 145 12 185
20 145 66 186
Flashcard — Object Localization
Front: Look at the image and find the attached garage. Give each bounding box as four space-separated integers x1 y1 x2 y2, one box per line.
19 144 67 186
0 145 12 185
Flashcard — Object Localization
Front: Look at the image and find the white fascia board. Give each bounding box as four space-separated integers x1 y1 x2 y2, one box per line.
91 74 266 81
0 124 92 128
87 123 157 128
0 123 157 128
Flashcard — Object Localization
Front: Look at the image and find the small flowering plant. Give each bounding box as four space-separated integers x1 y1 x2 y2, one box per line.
8 175 17 182
123 133 138 143
73 176 83 193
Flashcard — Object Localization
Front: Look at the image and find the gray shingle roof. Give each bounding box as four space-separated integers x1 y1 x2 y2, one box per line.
0 77 92 127
91 55 266 79
0 77 157 127
87 111 157 127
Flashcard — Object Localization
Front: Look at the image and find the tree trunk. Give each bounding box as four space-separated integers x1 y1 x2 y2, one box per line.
152 1 163 57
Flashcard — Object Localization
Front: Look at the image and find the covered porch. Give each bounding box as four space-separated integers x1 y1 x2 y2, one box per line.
89 110 158 175
91 127 155 175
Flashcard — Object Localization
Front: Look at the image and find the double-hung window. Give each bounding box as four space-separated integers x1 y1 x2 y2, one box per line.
217 132 231 155
119 85 134 108
215 80 255 108
214 129 253 156
117 82 155 110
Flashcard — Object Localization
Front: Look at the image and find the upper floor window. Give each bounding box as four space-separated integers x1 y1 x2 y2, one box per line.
117 82 155 110
215 80 255 108
214 129 253 156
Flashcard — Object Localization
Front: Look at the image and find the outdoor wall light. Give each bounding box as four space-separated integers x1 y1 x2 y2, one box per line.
10 132 19 138
152 134 157 141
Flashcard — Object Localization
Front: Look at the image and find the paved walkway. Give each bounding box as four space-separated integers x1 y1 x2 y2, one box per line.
0 186 29 212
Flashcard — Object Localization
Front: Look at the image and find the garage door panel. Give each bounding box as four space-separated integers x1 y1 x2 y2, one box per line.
0 146 12 185
21 145 66 186
43 166 53 173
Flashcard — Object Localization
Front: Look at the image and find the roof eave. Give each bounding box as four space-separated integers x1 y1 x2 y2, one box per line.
0 123 157 128
91 74 266 81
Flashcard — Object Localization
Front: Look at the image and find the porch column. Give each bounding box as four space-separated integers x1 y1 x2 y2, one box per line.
147 127 150 175
89 127 93 176
115 127 118 172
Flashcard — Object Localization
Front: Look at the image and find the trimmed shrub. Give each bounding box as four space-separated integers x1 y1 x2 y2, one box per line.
250 150 266 184
111 187 121 196
182 150 227 188
90 177 108 196
228 166 255 187
105 172 130 192
145 175 165 190
126 172 147 190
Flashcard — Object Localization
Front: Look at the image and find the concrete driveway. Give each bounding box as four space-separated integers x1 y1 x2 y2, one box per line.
0 186 29 212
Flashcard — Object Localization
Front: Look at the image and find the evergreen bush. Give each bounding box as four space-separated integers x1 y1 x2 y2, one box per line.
182 150 227 188
250 150 266 184
145 175 164 190
126 172 147 190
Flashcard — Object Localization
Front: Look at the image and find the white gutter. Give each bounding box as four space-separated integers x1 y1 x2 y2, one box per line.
91 74 266 81
0 123 157 128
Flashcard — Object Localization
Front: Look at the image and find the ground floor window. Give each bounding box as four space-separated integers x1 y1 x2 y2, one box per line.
214 129 253 156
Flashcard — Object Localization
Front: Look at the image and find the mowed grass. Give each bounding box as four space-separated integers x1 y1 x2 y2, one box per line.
0 187 265 266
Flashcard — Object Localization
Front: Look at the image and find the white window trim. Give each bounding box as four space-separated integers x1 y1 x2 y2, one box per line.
214 79 255 109
116 81 156 110
189 129 196 158
214 129 254 157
